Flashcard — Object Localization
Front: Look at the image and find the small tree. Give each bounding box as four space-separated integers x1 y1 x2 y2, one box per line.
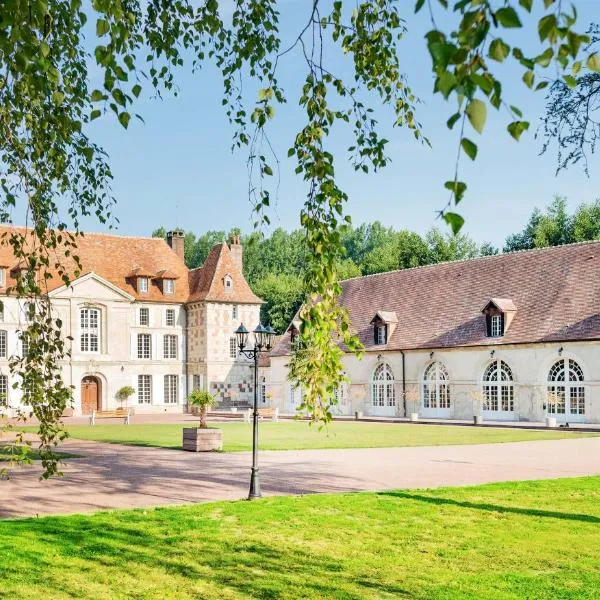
116 386 135 408
188 390 215 429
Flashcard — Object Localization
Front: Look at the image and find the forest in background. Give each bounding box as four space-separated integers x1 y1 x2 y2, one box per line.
153 196 600 333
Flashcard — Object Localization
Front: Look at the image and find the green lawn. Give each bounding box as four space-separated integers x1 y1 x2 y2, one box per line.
28 420 597 452
1 477 598 599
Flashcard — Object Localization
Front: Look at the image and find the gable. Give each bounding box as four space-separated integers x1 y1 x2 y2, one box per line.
49 272 134 302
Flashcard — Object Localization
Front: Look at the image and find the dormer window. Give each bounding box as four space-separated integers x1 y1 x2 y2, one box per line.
375 324 387 345
138 277 149 294
0 268 5 288
224 274 233 292
482 298 516 339
163 279 174 294
490 314 503 337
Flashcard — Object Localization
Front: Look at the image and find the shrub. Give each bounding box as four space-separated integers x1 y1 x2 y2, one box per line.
187 389 215 428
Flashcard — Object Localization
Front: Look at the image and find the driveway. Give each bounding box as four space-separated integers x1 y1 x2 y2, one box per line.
1 436 600 519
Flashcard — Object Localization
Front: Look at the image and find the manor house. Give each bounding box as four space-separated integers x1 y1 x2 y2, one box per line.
0 228 261 415
268 242 600 424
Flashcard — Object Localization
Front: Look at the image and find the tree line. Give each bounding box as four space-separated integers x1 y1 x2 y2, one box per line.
153 196 600 334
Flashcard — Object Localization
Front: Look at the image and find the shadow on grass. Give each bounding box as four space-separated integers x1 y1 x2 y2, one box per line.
379 491 600 523
0 512 409 599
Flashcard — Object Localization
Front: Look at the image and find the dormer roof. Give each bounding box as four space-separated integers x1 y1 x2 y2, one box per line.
481 298 517 312
370 310 398 324
154 269 179 280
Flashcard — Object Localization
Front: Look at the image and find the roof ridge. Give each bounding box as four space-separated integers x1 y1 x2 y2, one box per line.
340 239 600 283
0 224 164 242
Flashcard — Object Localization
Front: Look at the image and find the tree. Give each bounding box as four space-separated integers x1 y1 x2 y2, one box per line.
572 200 600 242
253 273 305 334
1 1 597 468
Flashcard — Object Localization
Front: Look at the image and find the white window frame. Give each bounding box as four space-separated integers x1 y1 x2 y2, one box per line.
0 330 7 359
229 337 238 359
193 374 201 391
372 363 395 407
0 269 5 287
164 279 174 295
137 333 152 359
164 374 178 404
490 314 502 337
0 374 7 406
163 334 178 359
423 362 451 410
547 358 585 417
232 305 238 320
139 307 149 326
482 359 514 413
138 375 152 404
138 277 149 293
80 307 100 354
375 324 387 345
20 332 29 358
224 274 233 292
165 308 176 327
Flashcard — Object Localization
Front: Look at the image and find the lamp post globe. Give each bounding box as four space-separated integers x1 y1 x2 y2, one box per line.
235 323 249 351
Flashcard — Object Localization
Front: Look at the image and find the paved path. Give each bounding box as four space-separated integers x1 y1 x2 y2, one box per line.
1 437 600 519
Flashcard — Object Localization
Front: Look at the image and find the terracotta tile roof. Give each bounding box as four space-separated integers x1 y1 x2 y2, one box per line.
484 298 517 312
272 241 600 355
0 226 261 305
188 242 262 304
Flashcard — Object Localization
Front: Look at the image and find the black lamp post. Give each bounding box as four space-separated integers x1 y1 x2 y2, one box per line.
234 322 275 499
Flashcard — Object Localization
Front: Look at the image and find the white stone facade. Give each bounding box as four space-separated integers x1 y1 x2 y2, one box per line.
267 342 600 424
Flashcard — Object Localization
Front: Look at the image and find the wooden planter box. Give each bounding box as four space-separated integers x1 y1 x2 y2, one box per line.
182 427 223 452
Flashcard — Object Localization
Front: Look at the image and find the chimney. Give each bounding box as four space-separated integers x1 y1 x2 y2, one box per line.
167 230 185 262
229 234 243 273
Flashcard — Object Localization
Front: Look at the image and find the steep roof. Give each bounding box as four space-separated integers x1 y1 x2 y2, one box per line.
0 226 261 304
272 241 600 355
188 242 262 304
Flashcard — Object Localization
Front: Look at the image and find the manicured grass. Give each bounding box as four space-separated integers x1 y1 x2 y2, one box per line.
29 420 598 452
0 477 598 599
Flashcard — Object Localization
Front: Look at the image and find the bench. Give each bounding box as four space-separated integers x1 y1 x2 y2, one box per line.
90 409 131 425
244 407 279 422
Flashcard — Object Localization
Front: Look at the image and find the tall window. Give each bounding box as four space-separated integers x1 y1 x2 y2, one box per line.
164 375 178 404
0 268 5 288
229 337 238 359
138 307 149 326
232 305 238 320
423 362 450 409
547 358 585 416
372 363 395 407
165 308 175 327
138 375 152 404
20 332 29 358
138 277 149 293
483 360 514 412
490 314 502 337
0 330 7 359
0 375 7 406
224 274 233 291
163 334 178 359
374 324 387 345
164 279 174 294
260 376 267 403
80 308 100 353
193 374 201 390
137 333 152 359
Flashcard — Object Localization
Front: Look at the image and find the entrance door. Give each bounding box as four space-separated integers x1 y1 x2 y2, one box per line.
81 377 100 415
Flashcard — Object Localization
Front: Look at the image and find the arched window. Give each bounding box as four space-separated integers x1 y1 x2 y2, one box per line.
482 360 514 412
547 359 585 416
80 307 100 353
372 363 395 408
423 362 450 409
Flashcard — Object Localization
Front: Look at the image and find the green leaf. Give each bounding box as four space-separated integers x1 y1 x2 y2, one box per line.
118 111 130 129
262 165 273 176
489 39 510 62
91 89 104 102
443 212 465 234
518 0 533 12
444 180 467 203
52 91 64 104
460 138 478 161
466 99 486 134
428 42 457 70
535 47 553 68
415 0 426 12
587 53 600 73
446 112 461 130
40 41 50 58
90 109 101 121
112 88 126 107
507 121 530 141
522 70 534 88
132 84 142 98
495 8 522 29
563 74 577 88
538 14 557 42
96 19 110 37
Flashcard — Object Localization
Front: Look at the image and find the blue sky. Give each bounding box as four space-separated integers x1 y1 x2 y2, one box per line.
84 1 599 248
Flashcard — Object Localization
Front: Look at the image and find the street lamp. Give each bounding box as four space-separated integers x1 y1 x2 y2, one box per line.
234 322 275 499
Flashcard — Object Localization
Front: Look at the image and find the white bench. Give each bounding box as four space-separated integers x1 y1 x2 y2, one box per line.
90 408 131 425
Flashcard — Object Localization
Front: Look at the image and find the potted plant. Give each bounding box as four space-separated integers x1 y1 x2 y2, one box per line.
116 385 135 413
405 386 420 422
183 390 223 452
544 391 559 428
470 390 485 425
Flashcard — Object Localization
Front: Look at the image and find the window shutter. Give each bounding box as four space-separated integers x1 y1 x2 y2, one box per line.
374 325 378 345
485 314 491 337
